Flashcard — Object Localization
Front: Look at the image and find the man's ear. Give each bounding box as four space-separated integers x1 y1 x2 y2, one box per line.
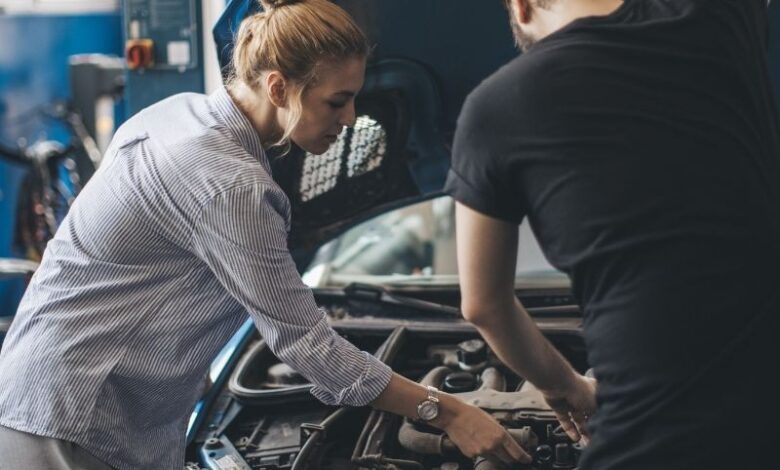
511 0 533 24
265 71 288 108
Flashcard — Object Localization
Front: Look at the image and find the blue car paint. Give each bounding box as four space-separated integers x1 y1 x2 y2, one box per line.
187 318 256 442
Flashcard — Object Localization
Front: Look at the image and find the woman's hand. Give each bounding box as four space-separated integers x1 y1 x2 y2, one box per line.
370 373 532 463
541 374 597 444
432 394 533 464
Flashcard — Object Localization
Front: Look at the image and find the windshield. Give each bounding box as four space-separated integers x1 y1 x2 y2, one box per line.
302 196 568 288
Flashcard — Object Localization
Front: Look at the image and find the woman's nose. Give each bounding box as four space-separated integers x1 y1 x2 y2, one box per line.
340 101 357 128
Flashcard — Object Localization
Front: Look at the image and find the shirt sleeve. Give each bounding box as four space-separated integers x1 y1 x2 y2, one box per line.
742 0 771 48
190 184 392 406
761 0 771 48
444 88 527 224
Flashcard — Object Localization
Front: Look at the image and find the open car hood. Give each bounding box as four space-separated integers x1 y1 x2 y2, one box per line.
214 0 518 263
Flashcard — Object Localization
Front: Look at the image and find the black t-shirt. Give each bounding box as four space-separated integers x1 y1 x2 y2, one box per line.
446 1 780 468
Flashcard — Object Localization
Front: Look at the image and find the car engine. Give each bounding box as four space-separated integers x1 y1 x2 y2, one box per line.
189 326 588 470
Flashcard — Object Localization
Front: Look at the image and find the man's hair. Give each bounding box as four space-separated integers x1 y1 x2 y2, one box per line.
502 0 557 11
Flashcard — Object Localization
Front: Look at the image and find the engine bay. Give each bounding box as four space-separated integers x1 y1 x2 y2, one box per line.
189 325 588 470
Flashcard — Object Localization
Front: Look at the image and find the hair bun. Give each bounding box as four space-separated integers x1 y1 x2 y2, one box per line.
260 0 301 10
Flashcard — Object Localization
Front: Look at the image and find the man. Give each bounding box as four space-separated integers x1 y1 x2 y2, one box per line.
447 0 780 468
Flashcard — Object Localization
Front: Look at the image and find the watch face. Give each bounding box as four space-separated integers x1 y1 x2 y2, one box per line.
418 400 439 421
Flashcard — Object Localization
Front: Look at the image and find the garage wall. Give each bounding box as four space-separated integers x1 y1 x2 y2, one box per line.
0 8 122 315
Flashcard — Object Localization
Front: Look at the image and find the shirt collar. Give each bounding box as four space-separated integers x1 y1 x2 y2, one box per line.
209 86 269 170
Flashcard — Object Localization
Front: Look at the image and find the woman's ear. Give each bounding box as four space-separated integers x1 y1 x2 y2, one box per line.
265 71 288 108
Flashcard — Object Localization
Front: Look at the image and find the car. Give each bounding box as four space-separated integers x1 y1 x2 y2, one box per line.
181 2 590 469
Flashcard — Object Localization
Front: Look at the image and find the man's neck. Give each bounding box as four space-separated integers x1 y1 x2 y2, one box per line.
539 0 624 39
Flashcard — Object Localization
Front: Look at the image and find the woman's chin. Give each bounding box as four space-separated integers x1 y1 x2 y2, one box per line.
300 141 332 155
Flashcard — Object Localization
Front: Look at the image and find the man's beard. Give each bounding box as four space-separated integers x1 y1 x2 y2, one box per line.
510 16 537 52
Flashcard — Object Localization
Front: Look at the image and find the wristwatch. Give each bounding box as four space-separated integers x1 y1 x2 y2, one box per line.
416 385 441 422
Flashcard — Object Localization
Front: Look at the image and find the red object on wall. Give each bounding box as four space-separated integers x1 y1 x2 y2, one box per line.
125 39 154 70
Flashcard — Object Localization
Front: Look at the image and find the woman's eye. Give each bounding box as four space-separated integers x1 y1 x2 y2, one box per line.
328 101 347 109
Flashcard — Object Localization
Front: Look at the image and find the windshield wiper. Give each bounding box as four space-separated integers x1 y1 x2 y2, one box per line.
329 282 462 318
317 283 579 320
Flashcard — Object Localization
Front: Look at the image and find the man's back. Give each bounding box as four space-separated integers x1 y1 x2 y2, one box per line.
446 0 780 467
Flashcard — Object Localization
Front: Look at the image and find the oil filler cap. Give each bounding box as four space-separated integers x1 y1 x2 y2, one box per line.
457 339 487 370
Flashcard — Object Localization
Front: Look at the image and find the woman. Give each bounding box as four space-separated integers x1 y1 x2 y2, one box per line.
0 1 530 468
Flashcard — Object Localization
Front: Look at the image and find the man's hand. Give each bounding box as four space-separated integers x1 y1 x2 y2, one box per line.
433 394 533 464
541 374 597 444
456 201 593 442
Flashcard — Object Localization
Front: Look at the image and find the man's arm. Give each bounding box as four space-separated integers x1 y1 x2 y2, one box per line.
455 202 596 442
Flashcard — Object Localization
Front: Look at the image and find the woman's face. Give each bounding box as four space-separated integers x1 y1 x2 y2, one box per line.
290 56 366 155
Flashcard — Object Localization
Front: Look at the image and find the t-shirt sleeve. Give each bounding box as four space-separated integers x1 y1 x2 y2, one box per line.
444 87 527 224
758 0 770 48
744 0 771 48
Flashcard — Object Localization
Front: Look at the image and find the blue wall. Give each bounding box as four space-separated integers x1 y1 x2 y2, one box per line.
0 12 122 315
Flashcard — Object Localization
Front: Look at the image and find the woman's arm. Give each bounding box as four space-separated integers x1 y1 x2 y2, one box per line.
190 183 530 463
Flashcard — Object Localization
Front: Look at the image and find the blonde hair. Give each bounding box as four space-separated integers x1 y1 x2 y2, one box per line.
230 0 369 150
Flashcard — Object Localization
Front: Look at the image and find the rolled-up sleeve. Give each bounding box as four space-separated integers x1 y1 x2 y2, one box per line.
190 183 392 406
444 89 527 224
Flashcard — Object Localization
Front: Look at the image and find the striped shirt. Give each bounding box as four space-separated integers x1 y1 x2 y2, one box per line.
0 87 393 470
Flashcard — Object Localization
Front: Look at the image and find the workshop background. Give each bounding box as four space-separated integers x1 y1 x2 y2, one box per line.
2 0 780 318
0 0 226 320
